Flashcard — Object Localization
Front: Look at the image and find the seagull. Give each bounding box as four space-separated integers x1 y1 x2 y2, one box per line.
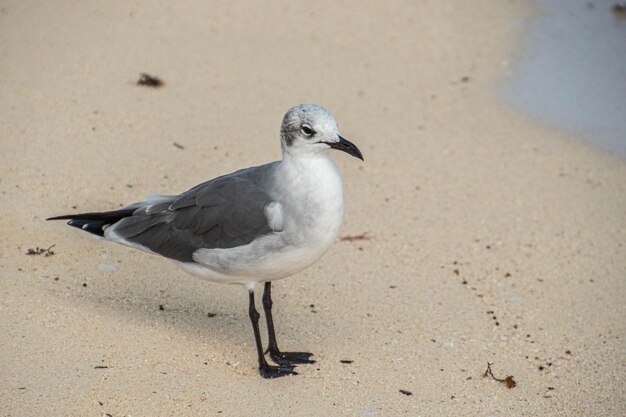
48 104 363 378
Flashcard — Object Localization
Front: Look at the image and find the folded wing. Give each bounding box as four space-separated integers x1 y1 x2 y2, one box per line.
108 174 278 262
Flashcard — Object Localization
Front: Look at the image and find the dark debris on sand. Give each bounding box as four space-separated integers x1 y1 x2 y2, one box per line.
137 73 164 87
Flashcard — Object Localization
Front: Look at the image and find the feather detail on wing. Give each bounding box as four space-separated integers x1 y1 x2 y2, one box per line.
106 174 280 262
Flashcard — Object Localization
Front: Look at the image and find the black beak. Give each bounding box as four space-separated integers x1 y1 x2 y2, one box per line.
325 135 364 161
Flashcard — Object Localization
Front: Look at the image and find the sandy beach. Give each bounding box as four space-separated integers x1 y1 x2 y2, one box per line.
1 1 625 416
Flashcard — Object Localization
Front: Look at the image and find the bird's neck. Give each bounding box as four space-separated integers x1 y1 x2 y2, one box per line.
280 152 342 189
277 153 345 218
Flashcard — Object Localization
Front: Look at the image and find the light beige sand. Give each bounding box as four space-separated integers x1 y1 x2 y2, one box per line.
1 1 625 416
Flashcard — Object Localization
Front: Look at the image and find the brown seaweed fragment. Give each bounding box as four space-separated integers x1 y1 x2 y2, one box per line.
483 362 517 389
26 244 55 256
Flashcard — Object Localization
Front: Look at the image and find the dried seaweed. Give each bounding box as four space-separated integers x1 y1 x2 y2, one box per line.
483 362 516 389
26 244 55 256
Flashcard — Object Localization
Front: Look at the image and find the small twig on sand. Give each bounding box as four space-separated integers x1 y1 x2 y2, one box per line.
483 362 517 389
339 232 371 242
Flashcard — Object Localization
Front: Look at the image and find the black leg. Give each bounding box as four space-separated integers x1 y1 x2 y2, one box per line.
248 288 296 378
262 282 315 366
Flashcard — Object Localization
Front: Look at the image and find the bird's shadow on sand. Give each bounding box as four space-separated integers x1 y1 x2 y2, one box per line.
46 250 331 362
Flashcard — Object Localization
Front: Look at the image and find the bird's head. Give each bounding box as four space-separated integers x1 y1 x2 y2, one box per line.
280 104 363 161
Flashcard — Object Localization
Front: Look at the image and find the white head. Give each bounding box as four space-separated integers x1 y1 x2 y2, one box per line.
280 104 363 161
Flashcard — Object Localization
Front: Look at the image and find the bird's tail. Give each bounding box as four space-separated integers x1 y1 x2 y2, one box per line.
47 208 137 237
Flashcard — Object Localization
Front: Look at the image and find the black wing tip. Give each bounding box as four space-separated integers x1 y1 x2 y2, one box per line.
69 219 107 236
49 216 107 237
47 215 74 221
46 209 137 237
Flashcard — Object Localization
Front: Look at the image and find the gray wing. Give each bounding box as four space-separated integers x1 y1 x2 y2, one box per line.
108 173 276 262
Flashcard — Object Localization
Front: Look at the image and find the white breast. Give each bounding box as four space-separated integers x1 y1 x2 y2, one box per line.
187 155 345 286
277 155 345 247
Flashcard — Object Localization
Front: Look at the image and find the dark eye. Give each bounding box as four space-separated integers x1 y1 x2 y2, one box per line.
300 125 315 136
